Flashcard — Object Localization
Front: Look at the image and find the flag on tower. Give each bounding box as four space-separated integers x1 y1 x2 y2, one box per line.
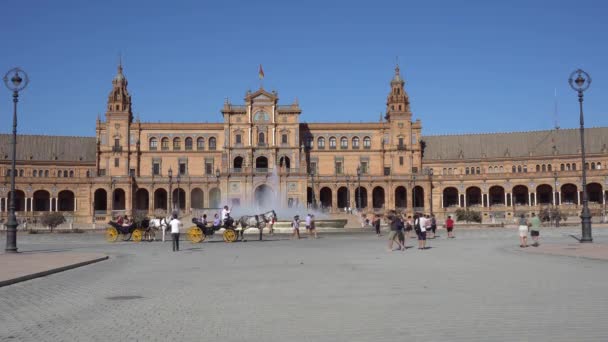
258 64 265 80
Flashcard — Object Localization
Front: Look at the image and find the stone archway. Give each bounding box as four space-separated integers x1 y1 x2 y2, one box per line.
319 187 332 209
489 186 505 206
536 184 553 205
372 186 385 209
561 184 578 204
209 188 221 208
587 183 603 203
355 187 368 209
513 185 529 205
113 189 126 210
33 190 51 211
466 187 482 207
395 186 407 209
443 187 459 207
254 184 274 209
134 188 149 211
94 189 107 212
58 190 75 211
337 186 349 209
413 186 424 209
191 188 204 209
233 156 244 170
154 189 167 210
172 188 186 211
9 190 26 212
256 156 268 169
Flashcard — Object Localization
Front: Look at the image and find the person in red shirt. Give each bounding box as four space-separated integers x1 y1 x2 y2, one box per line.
445 216 455 238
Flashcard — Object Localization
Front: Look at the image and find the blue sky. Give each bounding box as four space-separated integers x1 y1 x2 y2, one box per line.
1 0 607 136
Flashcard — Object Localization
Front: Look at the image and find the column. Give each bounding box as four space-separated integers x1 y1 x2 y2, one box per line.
440 194 444 208
533 193 537 206
49 198 53 212
558 192 561 205
458 194 462 207
332 188 337 212
577 191 581 206
367 191 372 211
504 193 508 206
74 197 77 211
185 188 191 215
552 191 556 205
528 193 532 206
149 190 155 213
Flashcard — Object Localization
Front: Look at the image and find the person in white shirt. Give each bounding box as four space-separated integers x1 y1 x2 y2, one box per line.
221 205 231 225
415 214 427 250
169 213 182 252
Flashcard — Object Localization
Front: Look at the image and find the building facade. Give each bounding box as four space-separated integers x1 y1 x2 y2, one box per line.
1 64 607 224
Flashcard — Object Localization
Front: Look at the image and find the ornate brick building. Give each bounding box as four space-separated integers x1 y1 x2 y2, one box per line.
1 64 607 224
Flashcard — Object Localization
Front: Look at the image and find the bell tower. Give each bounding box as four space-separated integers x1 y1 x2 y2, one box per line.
106 62 133 122
385 65 411 121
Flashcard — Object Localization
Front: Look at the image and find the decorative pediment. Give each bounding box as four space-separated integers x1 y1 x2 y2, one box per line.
253 111 270 122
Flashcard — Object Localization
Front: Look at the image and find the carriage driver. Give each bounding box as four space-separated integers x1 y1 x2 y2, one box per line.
221 205 233 227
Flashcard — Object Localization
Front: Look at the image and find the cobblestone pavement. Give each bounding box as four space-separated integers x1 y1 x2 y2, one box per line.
1 228 608 342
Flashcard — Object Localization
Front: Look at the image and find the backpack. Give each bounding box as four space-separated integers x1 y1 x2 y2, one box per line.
414 218 421 233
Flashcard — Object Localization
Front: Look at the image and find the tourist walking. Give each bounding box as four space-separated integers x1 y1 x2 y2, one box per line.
310 214 318 239
387 215 405 251
445 215 455 238
170 213 182 252
373 214 381 236
529 212 541 247
518 214 529 248
305 213 317 239
424 214 433 239
414 214 427 250
405 215 414 238
430 214 437 238
268 215 275 235
291 215 301 239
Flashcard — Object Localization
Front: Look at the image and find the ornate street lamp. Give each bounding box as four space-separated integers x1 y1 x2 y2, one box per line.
3 67 29 253
356 166 361 210
310 167 317 209
168 167 173 215
553 171 560 227
568 69 592 242
176 173 181 215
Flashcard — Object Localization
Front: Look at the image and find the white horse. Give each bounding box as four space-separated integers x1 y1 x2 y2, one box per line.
148 216 172 242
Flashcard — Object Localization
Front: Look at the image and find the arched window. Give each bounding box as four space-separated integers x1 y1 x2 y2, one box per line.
69 170 74 177
465 167 470 175
340 137 348 149
499 166 504 172
597 162 602 169
173 137 181 150
318 137 325 149
523 165 527 173
57 170 62 178
258 132 265 145
161 138 169 150
45 170 49 177
185 137 193 150
208 137 216 150
197 137 204 150
64 170 68 177
329 137 337 149
591 162 596 170
305 137 313 148
39 170 43 177
548 164 552 171
476 167 481 174
281 134 288 144
149 138 158 150
443 168 446 175
363 136 371 149
33 170 37 177
572 163 577 171
352 137 360 148
512 166 516 173
566 163 571 171
536 165 540 172
235 134 242 144
541 165 546 172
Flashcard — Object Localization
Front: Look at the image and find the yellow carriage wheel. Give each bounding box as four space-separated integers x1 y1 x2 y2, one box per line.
223 229 237 243
132 229 143 242
105 227 119 242
187 226 205 243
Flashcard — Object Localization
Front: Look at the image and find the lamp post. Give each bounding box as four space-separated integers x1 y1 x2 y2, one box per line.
412 175 417 214
356 166 361 210
309 168 317 209
3 68 29 253
176 173 181 215
568 69 593 242
215 169 220 207
553 171 559 227
168 167 173 215
346 175 351 212
424 168 434 215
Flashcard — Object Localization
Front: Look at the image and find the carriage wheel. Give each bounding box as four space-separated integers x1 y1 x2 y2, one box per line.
132 229 143 242
121 232 132 241
105 227 118 242
223 229 237 243
187 226 205 243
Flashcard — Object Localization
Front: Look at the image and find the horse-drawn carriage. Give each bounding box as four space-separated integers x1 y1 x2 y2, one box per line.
105 218 152 242
186 210 276 243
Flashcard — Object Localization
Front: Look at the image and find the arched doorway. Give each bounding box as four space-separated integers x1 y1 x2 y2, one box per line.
536 184 553 205
320 187 332 209
307 187 314 207
172 188 186 211
443 187 458 207
33 190 51 211
8 190 26 212
113 189 126 210
94 189 107 212
587 183 603 203
337 186 349 209
513 185 529 205
279 156 291 170
372 186 385 209
209 188 221 208
413 186 424 209
191 188 204 209
254 184 274 208
489 186 505 206
233 156 243 170
154 189 167 210
466 187 482 207
134 189 149 211
58 190 75 211
355 187 368 209
255 156 268 169
395 186 407 209
561 184 578 204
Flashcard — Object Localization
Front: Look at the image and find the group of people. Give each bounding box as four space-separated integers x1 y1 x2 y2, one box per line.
517 212 541 248
377 213 456 251
291 213 317 239
115 215 133 227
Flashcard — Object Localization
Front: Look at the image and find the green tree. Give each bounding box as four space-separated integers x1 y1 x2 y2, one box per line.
40 212 66 232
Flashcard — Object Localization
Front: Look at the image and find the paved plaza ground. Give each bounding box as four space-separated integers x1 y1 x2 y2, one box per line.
1 227 608 342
